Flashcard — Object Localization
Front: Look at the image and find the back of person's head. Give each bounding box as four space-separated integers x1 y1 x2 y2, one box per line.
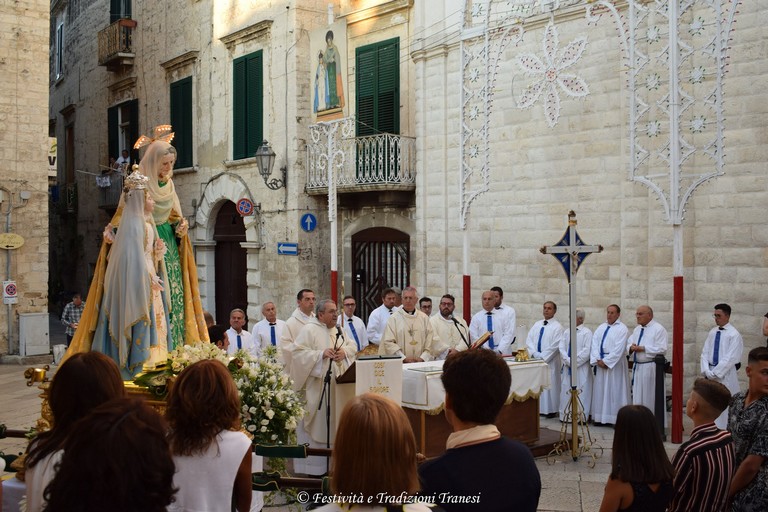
331 393 418 500
166 359 240 456
42 397 176 512
611 405 674 484
27 352 125 468
442 349 511 424
207 324 227 345
691 378 731 417
748 346 768 365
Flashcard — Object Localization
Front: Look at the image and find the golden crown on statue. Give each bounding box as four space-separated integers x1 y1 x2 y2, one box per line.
124 170 149 191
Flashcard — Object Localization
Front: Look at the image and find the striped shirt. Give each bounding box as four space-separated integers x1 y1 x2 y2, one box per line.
61 301 85 336
668 422 735 512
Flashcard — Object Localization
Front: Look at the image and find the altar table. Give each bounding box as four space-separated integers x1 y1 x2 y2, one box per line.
401 358 550 457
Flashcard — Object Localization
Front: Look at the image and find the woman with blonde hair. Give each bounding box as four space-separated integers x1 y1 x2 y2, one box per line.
24 352 125 512
165 359 252 512
314 393 437 511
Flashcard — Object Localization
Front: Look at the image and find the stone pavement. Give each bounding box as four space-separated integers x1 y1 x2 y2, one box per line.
0 316 694 511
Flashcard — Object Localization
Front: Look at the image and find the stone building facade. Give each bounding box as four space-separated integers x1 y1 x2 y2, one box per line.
49 0 767 391
0 1 50 355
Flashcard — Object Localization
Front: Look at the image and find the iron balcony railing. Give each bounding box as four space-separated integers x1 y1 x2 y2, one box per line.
307 119 416 192
98 19 137 67
97 172 123 210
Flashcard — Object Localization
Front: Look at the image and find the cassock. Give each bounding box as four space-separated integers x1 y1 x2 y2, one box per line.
337 314 368 352
378 309 447 361
366 303 395 345
430 315 471 352
526 319 563 415
469 309 514 354
253 318 286 354
590 320 630 424
559 325 593 422
280 308 314 373
628 320 668 413
700 322 743 429
290 317 357 475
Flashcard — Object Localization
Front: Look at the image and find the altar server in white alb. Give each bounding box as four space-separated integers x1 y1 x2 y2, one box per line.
379 287 448 362
590 304 630 425
559 308 593 422
491 286 517 337
526 301 563 416
469 290 515 354
627 306 668 413
365 287 398 346
700 303 743 429
290 299 357 475
280 289 316 373
337 295 368 352
253 301 286 355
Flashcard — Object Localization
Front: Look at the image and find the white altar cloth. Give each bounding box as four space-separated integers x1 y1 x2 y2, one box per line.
401 358 550 412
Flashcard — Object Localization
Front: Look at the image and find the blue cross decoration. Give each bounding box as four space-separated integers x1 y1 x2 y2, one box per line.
540 211 603 283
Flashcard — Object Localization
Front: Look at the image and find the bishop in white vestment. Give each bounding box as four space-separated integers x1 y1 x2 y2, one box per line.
378 287 448 362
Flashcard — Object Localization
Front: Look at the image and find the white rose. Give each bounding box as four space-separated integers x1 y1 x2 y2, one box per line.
260 419 269 426
247 425 257 432
260 426 267 432
266 409 275 420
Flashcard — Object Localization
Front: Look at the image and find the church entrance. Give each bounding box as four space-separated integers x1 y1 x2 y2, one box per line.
214 201 247 327
351 227 410 322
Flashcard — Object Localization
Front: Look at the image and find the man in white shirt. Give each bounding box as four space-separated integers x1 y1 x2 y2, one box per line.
559 308 593 422
225 308 257 357
590 304 630 425
469 290 514 354
628 305 668 414
526 301 563 417
491 286 517 339
365 287 398 346
280 289 316 373
419 297 433 317
701 303 744 429
252 301 286 355
337 295 368 352
431 294 471 353
115 149 131 171
379 287 447 362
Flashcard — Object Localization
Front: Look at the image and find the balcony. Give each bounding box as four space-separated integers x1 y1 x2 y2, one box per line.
98 19 137 71
97 172 123 211
306 118 416 207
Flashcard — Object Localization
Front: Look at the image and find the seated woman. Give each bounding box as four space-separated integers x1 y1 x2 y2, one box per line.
314 393 438 511
42 397 176 512
166 359 252 512
24 352 125 512
599 405 675 512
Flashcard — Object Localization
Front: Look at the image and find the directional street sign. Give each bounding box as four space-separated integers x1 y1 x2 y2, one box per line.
277 242 298 256
300 213 317 232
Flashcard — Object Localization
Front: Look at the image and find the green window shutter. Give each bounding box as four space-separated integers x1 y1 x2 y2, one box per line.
233 57 247 160
232 50 263 160
108 105 118 161
355 38 399 136
246 51 263 157
128 99 139 162
110 0 131 23
170 77 193 168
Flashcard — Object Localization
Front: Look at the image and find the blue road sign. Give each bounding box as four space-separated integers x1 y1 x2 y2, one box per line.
301 213 317 232
277 242 298 256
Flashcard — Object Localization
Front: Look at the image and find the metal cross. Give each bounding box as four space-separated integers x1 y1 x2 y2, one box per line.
540 210 602 460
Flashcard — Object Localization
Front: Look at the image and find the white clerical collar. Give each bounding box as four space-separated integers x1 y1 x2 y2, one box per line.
446 424 500 449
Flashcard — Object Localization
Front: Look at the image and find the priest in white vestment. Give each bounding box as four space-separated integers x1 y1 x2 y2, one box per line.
627 306 668 416
431 294 471 353
280 289 316 373
559 308 593 422
590 304 630 425
526 301 563 416
379 287 448 362
290 299 357 475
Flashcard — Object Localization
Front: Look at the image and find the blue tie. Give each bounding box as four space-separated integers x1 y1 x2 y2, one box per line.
537 321 547 353
486 312 495 349
237 334 242 350
600 325 611 359
269 323 276 346
348 319 361 350
632 327 645 388
712 329 722 366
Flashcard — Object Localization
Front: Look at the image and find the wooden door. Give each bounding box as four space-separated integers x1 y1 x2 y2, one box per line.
214 201 247 327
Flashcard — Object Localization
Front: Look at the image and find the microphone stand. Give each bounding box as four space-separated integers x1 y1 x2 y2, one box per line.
451 317 470 349
317 327 343 474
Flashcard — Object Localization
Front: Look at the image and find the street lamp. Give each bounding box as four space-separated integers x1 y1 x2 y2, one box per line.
254 139 286 190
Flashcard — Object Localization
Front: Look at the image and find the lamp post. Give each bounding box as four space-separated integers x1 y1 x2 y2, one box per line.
254 140 286 191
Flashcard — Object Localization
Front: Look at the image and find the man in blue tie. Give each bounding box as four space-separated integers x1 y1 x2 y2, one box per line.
253 301 286 356
627 305 668 416
469 290 515 354
225 308 257 357
337 295 368 352
526 301 563 417
590 304 630 426
701 303 743 429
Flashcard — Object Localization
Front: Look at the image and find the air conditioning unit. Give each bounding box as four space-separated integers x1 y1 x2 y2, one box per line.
19 312 50 356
